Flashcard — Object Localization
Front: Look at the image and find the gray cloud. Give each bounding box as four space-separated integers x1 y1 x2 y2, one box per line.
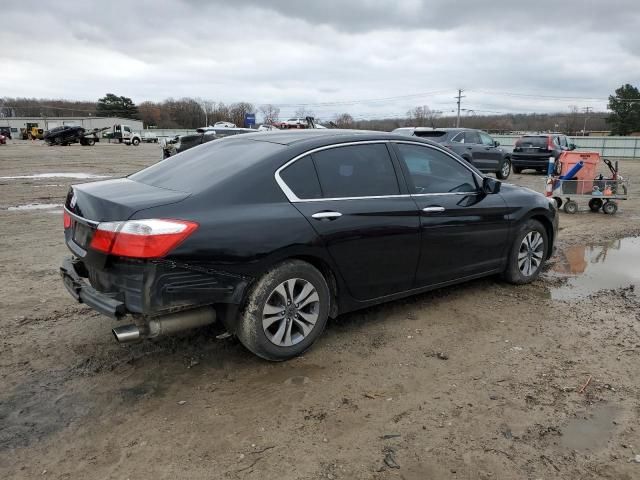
1 0 638 118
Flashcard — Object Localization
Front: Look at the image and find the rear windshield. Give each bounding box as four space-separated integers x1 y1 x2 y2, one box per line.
413 131 448 139
518 136 548 148
130 137 284 193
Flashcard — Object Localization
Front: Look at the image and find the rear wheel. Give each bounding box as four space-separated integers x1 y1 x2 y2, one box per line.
236 260 330 361
496 158 511 180
502 219 548 284
588 198 603 212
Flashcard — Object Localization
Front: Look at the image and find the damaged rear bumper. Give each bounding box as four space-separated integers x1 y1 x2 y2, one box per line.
60 255 250 320
60 256 126 318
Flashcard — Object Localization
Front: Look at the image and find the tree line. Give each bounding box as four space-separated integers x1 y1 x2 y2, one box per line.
1 84 638 134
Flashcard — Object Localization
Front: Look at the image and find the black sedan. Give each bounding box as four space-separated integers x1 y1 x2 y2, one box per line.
61 130 558 361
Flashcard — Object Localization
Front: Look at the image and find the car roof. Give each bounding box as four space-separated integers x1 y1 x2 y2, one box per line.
241 129 444 148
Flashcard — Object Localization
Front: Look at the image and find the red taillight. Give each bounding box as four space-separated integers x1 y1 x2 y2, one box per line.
63 210 72 229
89 219 198 258
547 136 554 150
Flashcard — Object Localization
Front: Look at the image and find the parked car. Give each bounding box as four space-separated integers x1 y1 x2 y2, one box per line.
214 121 236 128
61 130 557 361
0 133 6 145
0 126 12 139
162 127 255 158
511 134 576 174
392 127 512 179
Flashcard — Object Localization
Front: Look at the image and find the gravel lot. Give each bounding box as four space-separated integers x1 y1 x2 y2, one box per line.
1 140 639 479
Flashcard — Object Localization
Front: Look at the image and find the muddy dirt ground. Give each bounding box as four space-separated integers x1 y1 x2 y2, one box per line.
1 140 639 479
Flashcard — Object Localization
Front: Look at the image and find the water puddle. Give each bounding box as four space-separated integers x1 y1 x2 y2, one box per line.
549 237 640 300
561 405 619 451
0 173 109 180
7 203 63 211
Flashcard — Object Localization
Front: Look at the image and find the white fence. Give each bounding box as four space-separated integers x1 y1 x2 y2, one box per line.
494 135 640 159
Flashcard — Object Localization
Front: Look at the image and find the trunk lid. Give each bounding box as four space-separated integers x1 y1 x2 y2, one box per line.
64 178 190 262
66 178 190 222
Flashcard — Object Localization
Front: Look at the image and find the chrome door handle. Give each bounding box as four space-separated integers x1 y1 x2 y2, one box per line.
422 206 445 213
312 211 342 220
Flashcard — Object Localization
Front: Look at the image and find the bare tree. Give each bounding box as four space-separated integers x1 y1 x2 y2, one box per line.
294 106 315 118
334 113 354 128
259 104 280 124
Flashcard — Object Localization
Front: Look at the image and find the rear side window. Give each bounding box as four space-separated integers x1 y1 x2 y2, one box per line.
280 155 322 199
312 144 400 198
464 131 481 144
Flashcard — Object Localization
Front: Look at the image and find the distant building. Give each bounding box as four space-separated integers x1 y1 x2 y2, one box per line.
0 116 143 137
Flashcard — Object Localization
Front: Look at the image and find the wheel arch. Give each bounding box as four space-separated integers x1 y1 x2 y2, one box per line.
287 255 340 318
529 214 555 259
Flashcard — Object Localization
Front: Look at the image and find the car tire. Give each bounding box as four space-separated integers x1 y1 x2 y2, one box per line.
496 158 511 180
502 219 548 285
236 260 330 361
132 138 140 146
513 166 523 174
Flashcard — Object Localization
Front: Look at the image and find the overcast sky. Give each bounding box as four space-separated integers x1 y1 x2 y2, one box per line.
1 0 639 120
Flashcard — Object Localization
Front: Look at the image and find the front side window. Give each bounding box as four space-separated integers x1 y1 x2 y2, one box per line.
395 143 478 194
479 132 494 146
311 144 400 198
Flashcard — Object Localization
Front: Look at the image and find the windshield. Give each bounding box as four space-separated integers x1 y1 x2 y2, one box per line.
130 137 285 194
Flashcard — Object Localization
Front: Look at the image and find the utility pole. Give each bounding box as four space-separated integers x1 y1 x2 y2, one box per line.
582 106 592 136
455 89 465 127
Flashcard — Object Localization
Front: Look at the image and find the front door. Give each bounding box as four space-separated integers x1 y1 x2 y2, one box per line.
477 131 503 171
279 143 421 300
392 141 511 286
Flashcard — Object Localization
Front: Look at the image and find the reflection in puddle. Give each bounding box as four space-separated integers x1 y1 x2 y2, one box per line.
561 405 619 451
549 237 640 300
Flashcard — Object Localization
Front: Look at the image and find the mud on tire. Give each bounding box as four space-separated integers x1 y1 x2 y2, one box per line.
236 260 330 361
502 219 548 285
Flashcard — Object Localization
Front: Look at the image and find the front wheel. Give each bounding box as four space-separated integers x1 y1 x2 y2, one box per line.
236 260 330 361
496 158 511 180
132 138 140 146
502 219 548 285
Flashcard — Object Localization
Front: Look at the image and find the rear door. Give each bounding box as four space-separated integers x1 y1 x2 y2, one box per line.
279 142 421 300
392 141 511 286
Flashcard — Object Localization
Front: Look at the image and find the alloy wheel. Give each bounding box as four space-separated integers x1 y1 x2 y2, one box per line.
262 278 320 347
518 231 544 277
501 160 511 178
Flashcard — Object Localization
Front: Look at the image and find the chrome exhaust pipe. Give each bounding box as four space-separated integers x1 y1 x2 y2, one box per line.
112 307 216 343
112 324 141 343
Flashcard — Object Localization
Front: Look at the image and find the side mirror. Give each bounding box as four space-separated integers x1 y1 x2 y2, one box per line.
569 143 576 150
482 176 501 194
494 140 500 147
